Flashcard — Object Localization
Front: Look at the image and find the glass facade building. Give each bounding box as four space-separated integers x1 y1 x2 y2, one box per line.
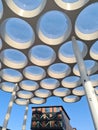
31 106 73 130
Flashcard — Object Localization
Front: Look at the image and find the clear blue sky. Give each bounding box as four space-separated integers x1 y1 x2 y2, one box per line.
0 89 94 130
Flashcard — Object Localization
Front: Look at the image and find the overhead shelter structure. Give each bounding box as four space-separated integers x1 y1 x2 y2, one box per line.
0 0 98 130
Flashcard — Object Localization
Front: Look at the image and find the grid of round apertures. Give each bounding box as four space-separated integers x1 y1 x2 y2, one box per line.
0 0 98 105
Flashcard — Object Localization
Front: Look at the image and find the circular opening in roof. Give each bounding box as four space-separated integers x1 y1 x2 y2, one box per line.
19 80 39 91
15 98 29 106
73 60 98 76
72 86 85 96
48 63 71 79
37 10 72 45
0 18 35 49
0 0 3 19
0 39 2 50
90 41 98 60
89 74 98 87
63 95 81 103
54 0 89 10
30 97 46 104
5 0 47 17
53 87 71 97
62 76 81 88
40 78 60 90
35 89 51 98
29 45 56 66
75 2 98 40
0 49 28 69
17 90 33 99
23 66 46 81
0 82 19 93
13 0 44 10
1 68 23 82
58 40 87 63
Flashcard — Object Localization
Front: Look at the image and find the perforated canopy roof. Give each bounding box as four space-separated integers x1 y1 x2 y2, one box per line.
0 0 98 105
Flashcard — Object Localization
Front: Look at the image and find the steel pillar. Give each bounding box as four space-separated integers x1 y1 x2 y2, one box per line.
22 100 29 130
2 84 17 130
72 36 98 130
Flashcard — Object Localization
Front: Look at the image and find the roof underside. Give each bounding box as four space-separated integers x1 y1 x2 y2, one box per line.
0 0 98 105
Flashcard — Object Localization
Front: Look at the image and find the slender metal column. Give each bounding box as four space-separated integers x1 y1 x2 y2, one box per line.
2 84 17 130
22 100 29 130
72 36 98 130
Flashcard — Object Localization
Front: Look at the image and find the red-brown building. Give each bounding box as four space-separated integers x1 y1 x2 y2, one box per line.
31 106 75 130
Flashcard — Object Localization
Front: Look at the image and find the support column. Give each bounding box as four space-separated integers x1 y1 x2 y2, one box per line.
22 100 29 130
2 84 17 130
72 36 98 130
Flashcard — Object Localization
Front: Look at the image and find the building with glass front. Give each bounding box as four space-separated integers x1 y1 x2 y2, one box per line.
31 106 75 130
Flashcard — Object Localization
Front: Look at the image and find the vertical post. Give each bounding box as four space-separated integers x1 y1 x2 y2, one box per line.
72 36 98 130
22 100 29 130
2 84 17 130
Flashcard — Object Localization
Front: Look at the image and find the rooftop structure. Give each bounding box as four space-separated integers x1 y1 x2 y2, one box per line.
0 0 98 130
0 126 10 130
31 106 73 130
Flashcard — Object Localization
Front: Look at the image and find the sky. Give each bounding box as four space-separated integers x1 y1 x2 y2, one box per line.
0 89 94 130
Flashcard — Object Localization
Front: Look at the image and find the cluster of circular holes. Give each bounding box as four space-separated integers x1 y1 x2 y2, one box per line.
0 0 98 105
